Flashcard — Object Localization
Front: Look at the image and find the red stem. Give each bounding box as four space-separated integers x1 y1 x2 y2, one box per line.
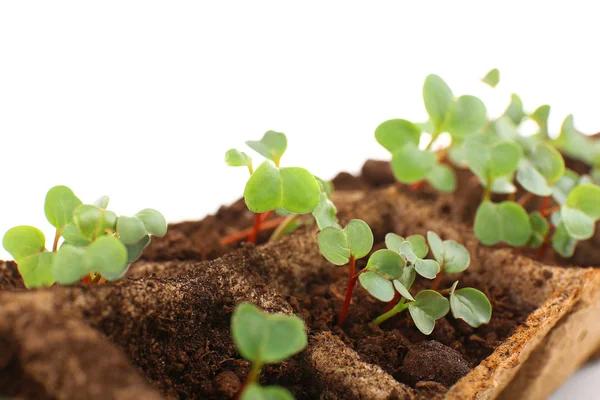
540 196 550 215
248 212 271 244
385 292 400 312
338 256 357 326
408 181 424 192
220 215 285 246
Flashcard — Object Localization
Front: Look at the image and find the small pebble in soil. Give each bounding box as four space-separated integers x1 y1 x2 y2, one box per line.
215 371 241 398
402 341 471 387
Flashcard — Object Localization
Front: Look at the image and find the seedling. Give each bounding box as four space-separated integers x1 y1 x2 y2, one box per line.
2 185 167 288
231 303 307 400
372 231 491 335
225 131 324 244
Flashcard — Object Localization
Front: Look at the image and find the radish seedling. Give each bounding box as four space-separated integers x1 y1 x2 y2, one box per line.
3 186 166 288
231 303 307 400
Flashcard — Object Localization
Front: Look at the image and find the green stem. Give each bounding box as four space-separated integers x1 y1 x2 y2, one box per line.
269 214 299 242
52 229 61 252
372 298 407 325
483 175 492 201
237 361 263 399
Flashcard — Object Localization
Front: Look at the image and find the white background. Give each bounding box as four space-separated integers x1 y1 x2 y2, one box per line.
0 1 598 397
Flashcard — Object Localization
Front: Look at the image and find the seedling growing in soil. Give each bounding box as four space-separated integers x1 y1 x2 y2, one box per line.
3 186 167 288
225 131 323 244
231 303 307 400
372 231 491 335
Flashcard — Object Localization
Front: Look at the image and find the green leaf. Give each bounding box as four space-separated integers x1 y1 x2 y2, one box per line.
494 116 518 141
85 235 128 280
385 233 405 252
375 119 421 153
426 163 457 192
516 162 552 196
3 226 46 261
530 143 565 185
365 249 405 279
125 235 151 264
423 74 454 132
552 169 579 205
17 251 55 288
445 95 487 138
73 205 117 241
241 384 294 400
246 131 288 166
552 223 578 258
474 201 532 246
344 219 373 259
317 226 350 265
135 209 167 237
408 290 450 335
406 235 428 258
44 186 82 230
449 281 492 327
244 161 282 213
442 240 471 273
391 144 436 183
504 94 526 125
414 259 440 279
466 137 522 181
561 206 595 240
393 280 414 301
52 244 88 285
489 142 522 178
231 303 307 364
481 68 500 87
399 241 418 264
279 167 321 214
396 264 416 290
531 105 550 136
61 222 91 246
116 216 148 245
566 184 600 220
312 192 339 230
427 231 444 265
314 176 334 197
225 148 253 172
93 195 110 209
359 271 395 302
528 211 550 248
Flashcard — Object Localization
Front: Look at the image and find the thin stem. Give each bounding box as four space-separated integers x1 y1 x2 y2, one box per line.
338 256 357 326
236 361 263 400
540 196 550 215
518 192 534 207
220 216 286 246
541 205 560 218
248 213 263 243
408 181 424 192
269 214 299 242
385 291 400 312
483 176 492 201
373 299 407 326
52 229 61 252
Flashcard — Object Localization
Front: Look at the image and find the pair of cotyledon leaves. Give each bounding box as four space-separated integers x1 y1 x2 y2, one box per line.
2 186 167 288
231 303 306 400
375 75 488 192
226 131 323 215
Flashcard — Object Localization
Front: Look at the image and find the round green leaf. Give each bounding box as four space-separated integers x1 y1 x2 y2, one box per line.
124 235 151 264
552 223 578 258
566 184 600 220
359 271 395 302
406 235 428 259
3 225 46 261
397 264 416 290
312 192 339 230
385 233 405 252
241 384 294 400
414 259 440 279
482 68 500 87
530 211 549 236
474 201 532 246
391 144 436 184
44 186 82 230
231 303 267 362
445 95 487 138
531 143 565 185
93 195 110 209
317 226 350 265
246 131 287 166
365 249 405 279
426 163 457 193
225 149 252 169
52 244 88 285
504 94 526 125
489 177 517 194
135 209 167 237
314 176 334 197
280 167 321 214
61 222 91 246
494 116 518 141
474 201 502 245
393 280 414 301
442 240 470 273
449 281 492 327
489 141 522 178
116 216 148 245
343 219 373 259
85 235 128 280
516 163 552 196
552 169 579 205
244 161 282 213
408 290 450 335
17 251 55 288
423 74 454 132
531 105 550 135
561 206 595 240
73 205 117 241
399 241 418 264
375 119 421 153
427 231 444 265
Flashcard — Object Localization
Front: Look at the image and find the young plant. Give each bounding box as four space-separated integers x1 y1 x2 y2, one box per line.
371 231 491 335
3 186 167 288
225 131 323 244
317 219 373 325
231 303 307 400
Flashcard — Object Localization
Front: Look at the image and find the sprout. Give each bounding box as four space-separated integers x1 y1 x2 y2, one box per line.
2 186 167 288
481 68 500 88
231 303 306 400
474 201 532 246
372 231 491 335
